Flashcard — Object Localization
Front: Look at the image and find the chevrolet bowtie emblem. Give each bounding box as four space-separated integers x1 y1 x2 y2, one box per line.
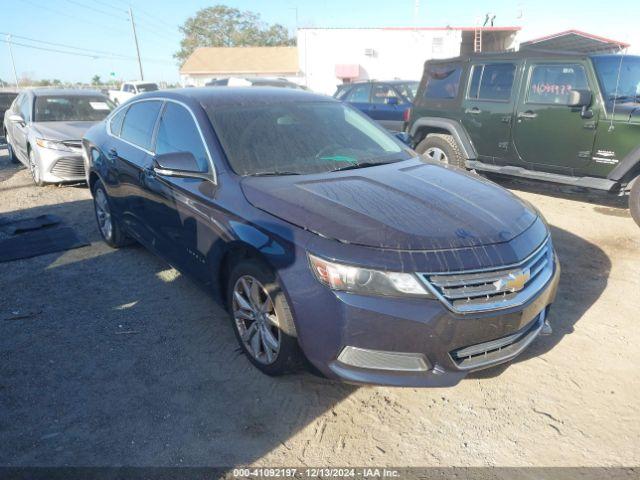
494 269 530 292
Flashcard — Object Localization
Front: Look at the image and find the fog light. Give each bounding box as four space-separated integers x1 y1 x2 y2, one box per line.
337 346 430 372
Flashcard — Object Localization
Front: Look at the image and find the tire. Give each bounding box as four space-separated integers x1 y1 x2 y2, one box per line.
226 259 302 376
28 148 45 186
92 179 131 248
629 177 640 228
415 133 466 169
6 141 20 164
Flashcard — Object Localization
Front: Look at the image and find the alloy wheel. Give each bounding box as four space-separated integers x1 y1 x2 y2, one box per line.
232 275 281 365
94 188 113 241
424 147 449 164
29 150 41 184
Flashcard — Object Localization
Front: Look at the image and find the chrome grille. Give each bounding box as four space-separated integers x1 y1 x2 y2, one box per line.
420 239 554 313
51 156 85 179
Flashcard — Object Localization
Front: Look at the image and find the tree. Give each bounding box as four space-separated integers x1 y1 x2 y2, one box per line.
92 75 102 85
174 5 295 65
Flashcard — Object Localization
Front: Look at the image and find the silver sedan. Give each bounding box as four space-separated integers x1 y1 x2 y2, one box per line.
2 89 114 186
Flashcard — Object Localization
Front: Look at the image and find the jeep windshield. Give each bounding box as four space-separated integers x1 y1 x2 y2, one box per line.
593 55 640 104
207 102 411 176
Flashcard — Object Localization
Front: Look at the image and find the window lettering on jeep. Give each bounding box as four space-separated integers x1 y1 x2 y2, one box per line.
423 63 462 99
527 65 588 105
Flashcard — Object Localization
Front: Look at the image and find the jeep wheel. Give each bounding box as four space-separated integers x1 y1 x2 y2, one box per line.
629 178 640 228
415 134 466 169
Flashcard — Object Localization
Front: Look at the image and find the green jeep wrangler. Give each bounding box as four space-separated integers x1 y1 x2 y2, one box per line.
407 51 640 226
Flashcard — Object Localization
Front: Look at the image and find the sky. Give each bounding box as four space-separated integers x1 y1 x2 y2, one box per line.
1 0 639 85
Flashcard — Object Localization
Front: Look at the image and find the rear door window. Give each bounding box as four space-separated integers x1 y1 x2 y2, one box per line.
344 84 371 103
371 84 403 104
423 63 463 99
109 107 128 137
468 63 516 101
155 102 209 172
527 64 588 105
120 100 162 151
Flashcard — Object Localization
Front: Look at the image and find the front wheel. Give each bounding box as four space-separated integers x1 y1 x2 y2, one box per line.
29 149 45 186
629 177 640 228
6 141 20 164
93 179 131 248
227 259 302 376
415 133 466 169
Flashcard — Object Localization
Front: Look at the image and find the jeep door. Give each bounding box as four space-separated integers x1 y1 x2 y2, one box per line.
513 61 597 172
461 62 520 163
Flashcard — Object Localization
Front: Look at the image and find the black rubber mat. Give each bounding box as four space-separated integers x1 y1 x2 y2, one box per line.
0 214 62 235
0 226 88 263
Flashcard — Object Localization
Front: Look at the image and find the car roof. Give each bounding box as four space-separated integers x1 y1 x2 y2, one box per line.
346 80 417 85
138 87 334 108
426 50 640 64
29 88 106 97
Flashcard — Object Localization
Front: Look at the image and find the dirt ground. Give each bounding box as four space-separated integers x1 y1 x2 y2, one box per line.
0 147 638 468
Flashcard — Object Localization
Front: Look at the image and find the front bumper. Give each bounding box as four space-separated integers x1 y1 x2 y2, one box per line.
35 146 85 183
284 253 560 388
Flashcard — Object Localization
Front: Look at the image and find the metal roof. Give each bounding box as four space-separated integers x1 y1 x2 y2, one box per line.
520 30 630 54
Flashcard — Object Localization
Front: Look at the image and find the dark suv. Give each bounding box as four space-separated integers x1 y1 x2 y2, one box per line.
335 80 418 131
407 52 640 226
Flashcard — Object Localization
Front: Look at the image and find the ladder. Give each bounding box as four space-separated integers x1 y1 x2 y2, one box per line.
474 26 482 52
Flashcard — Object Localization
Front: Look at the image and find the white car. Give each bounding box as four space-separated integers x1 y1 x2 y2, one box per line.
3 89 114 186
108 81 159 105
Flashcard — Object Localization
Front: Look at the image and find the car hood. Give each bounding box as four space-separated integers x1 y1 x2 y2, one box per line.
32 121 99 141
241 159 539 251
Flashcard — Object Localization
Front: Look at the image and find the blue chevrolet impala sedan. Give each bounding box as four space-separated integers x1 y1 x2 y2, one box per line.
82 88 560 387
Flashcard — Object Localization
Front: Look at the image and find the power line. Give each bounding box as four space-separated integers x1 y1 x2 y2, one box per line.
0 31 131 58
21 0 130 35
63 0 129 21
0 37 174 64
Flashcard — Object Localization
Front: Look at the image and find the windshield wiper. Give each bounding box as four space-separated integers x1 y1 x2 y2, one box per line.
245 171 302 177
329 161 393 172
609 94 640 102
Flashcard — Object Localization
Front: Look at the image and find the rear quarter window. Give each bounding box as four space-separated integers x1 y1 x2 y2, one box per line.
423 62 463 99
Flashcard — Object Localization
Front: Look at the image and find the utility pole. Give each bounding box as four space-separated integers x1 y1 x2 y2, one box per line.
6 34 19 89
128 7 144 81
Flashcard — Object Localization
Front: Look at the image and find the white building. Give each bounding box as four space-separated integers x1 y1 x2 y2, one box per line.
297 26 520 94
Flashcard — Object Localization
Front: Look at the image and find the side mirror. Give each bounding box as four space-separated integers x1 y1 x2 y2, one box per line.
386 96 399 106
567 89 592 107
153 152 212 181
394 131 411 145
9 114 25 125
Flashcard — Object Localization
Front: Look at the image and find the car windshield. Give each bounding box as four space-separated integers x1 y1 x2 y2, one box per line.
592 55 640 103
137 83 158 92
34 95 115 122
207 101 410 176
395 82 419 100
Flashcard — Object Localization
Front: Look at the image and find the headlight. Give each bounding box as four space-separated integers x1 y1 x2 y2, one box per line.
36 138 74 152
308 254 432 298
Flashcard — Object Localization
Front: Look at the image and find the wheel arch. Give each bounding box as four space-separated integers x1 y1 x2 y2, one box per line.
608 144 640 188
214 240 277 307
409 117 477 160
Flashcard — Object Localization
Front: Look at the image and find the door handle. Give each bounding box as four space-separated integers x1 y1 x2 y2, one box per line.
107 147 118 159
465 107 482 114
517 111 538 119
